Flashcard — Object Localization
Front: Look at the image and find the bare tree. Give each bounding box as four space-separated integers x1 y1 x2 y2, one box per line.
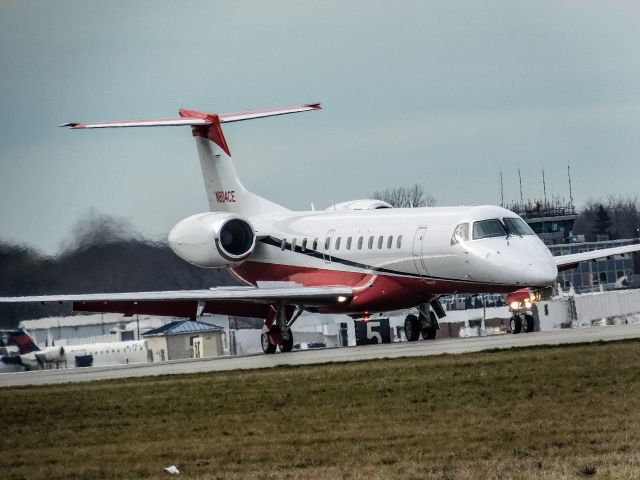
372 184 436 208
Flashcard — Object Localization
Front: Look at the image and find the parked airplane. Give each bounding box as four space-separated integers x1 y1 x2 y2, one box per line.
2 103 639 353
0 329 147 371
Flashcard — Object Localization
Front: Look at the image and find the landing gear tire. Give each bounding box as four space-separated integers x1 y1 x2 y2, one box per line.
524 314 535 333
510 315 522 334
421 311 438 340
421 326 437 340
405 314 421 342
261 332 277 354
279 329 294 353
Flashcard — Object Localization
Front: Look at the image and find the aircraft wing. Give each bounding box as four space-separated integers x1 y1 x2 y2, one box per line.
555 243 640 271
0 284 353 320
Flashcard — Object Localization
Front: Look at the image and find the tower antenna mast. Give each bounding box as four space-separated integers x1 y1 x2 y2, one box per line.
567 163 574 207
518 166 524 205
542 164 547 206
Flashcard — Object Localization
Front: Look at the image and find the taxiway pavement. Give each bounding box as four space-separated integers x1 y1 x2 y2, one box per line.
2 324 640 387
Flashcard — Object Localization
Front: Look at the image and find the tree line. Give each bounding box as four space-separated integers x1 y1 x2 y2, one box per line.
573 195 640 241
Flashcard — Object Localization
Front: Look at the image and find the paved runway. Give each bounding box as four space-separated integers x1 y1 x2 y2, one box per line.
3 324 640 387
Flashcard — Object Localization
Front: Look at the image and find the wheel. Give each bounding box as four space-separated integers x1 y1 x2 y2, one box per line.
510 314 522 334
524 314 535 333
421 326 437 340
261 332 277 354
404 314 420 341
421 311 438 340
279 329 294 352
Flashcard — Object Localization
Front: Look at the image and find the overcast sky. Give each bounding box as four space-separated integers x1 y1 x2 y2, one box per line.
1 1 639 253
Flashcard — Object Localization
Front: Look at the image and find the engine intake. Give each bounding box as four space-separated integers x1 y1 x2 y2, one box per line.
169 213 256 267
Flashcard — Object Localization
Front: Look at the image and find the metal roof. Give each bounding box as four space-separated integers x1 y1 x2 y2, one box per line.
142 320 223 337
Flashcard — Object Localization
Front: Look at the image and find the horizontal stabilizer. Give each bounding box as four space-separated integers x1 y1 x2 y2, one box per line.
59 103 321 129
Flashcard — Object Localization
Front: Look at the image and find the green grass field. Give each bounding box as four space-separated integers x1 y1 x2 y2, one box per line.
3 340 640 480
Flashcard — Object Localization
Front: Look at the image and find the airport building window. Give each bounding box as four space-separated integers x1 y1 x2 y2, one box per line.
377 236 383 249
291 238 297 251
281 239 286 251
335 237 341 250
368 236 374 249
325 237 330 250
397 235 402 248
387 236 393 249
313 238 318 250
358 237 363 249
347 237 352 250
301 238 307 252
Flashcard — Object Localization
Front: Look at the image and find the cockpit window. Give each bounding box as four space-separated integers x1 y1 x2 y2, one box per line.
503 217 535 236
472 219 508 239
450 223 469 245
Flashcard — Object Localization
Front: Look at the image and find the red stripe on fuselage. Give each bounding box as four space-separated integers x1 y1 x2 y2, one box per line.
231 261 521 314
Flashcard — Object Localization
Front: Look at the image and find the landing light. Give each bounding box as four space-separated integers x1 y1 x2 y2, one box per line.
337 295 348 303
510 301 520 309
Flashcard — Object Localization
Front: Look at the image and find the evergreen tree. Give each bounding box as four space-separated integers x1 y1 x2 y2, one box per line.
592 204 612 239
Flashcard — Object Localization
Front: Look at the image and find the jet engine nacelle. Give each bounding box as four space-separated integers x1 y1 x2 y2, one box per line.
168 212 256 268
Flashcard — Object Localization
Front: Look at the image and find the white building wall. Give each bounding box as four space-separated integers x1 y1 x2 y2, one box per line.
574 289 640 323
537 298 570 331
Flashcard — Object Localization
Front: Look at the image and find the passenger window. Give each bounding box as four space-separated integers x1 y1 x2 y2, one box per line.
377 236 383 249
281 239 286 251
397 235 402 248
313 238 318 250
387 236 393 248
358 237 363 249
335 237 341 250
368 236 374 249
347 236 352 250
291 238 297 251
325 237 330 250
301 238 307 252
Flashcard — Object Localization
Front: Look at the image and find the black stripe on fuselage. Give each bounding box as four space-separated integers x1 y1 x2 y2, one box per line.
257 236 510 287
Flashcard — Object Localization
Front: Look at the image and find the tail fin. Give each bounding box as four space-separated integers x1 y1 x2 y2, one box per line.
61 103 321 216
7 329 39 354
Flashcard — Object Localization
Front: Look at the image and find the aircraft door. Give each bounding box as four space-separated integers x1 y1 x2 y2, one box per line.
323 229 335 263
412 226 434 283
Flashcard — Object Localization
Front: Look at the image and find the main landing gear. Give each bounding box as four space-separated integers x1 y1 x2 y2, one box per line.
261 304 302 354
404 300 445 342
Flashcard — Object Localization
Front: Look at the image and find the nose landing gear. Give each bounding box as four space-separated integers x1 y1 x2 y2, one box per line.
509 313 534 334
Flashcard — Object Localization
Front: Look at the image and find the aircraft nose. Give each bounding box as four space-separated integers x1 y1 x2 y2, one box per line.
525 260 558 287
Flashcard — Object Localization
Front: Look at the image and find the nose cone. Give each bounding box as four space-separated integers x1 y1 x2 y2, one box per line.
523 259 558 287
470 237 558 287
512 239 558 286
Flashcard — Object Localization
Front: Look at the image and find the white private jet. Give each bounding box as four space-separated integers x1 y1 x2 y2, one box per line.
2 103 639 353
